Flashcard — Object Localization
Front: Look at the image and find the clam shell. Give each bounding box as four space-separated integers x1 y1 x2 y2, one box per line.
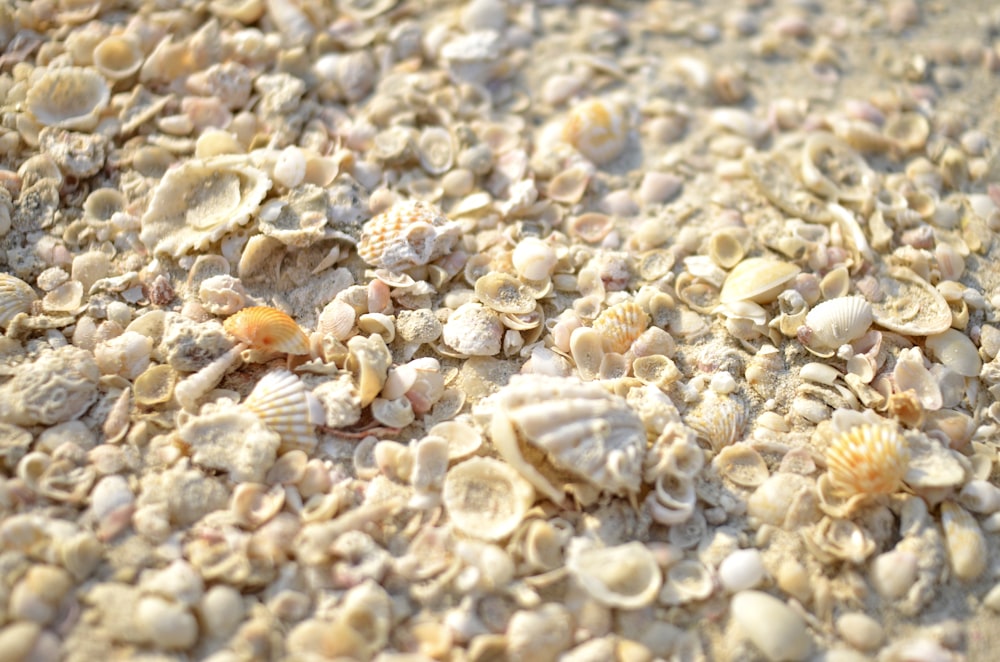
25 66 110 130
442 457 534 541
799 295 872 354
925 328 981 377
719 257 800 304
224 306 310 355
475 272 536 315
489 375 646 505
713 443 769 488
566 541 662 609
684 391 747 452
591 301 649 354
357 200 460 271
869 267 951 336
92 35 144 80
825 422 908 497
0 274 38 328
940 501 988 581
243 369 323 454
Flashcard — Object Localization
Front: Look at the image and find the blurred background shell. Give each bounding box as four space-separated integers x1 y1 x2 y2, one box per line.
25 67 109 131
0 274 38 329
442 457 534 541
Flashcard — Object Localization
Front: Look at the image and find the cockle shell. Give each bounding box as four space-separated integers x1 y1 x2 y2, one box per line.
718 257 800 304
442 457 534 541
825 422 909 497
798 295 872 356
357 200 460 271
243 370 324 454
488 375 646 505
0 274 38 328
561 99 630 165
684 391 747 452
591 301 649 354
223 307 310 355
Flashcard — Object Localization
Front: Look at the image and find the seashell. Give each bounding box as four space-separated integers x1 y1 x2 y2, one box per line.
371 397 415 429
800 132 875 203
647 471 696 525
442 457 534 541
566 541 662 609
729 591 812 662
717 548 766 593
718 258 800 304
506 604 573 662
140 156 271 258
745 151 832 224
797 296 872 356
561 99 629 165
428 419 483 461
174 345 244 413
869 549 919 600
26 67 110 131
441 302 503 357
512 237 557 282
713 444 769 488
566 211 614 243
903 431 967 490
345 334 392 407
940 501 988 581
243 370 323 454
0 274 38 328
958 480 1000 515
893 348 942 411
475 272 536 315
41 280 84 314
224 306 310 355
547 163 593 204
357 199 460 271
417 126 455 175
685 391 747 453
659 559 715 606
489 374 646 505
805 516 875 564
591 301 649 354
925 328 981 377
747 473 816 529
884 111 930 154
825 422 909 497
633 354 682 389
869 267 951 336
92 35 144 80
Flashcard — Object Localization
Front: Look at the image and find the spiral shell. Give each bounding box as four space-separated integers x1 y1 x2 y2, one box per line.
591 301 650 354
357 200 460 271
824 423 909 497
223 306 310 355
243 370 323 454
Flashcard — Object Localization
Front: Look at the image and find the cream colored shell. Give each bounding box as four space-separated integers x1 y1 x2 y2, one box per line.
442 457 534 541
566 541 662 609
719 257 800 304
26 66 110 130
357 199 460 271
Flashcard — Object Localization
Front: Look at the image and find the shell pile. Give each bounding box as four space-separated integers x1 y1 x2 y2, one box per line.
1 0 1000 659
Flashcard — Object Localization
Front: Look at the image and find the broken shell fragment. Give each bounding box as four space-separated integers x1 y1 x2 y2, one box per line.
566 541 662 609
869 267 951 336
442 457 534 541
223 307 310 355
940 501 988 581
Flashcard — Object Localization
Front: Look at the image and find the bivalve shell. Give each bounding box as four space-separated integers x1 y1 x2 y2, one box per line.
591 301 649 354
561 99 630 165
475 272 536 315
0 274 38 328
242 370 323 454
729 590 812 662
442 457 534 541
224 307 310 355
798 296 872 355
940 501 988 581
925 329 981 377
719 258 800 304
825 422 909 497
566 541 662 609
869 267 951 336
357 200 460 271
26 67 110 130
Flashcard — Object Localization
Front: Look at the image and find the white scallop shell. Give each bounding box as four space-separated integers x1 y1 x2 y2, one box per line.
242 369 324 454
566 541 662 609
488 375 646 505
0 274 38 328
799 295 872 355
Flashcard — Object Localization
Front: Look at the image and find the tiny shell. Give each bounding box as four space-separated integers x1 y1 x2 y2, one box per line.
940 501 988 581
714 444 769 488
591 301 649 354
798 296 872 355
442 457 534 541
417 126 455 175
243 370 323 454
566 541 662 609
660 559 714 605
561 99 630 165
825 423 909 497
357 199 460 271
729 591 812 662
223 306 310 355
0 274 38 328
719 258 800 304
685 391 747 452
92 35 144 80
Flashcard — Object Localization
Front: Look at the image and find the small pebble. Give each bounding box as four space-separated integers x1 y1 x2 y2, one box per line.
718 549 765 592
835 612 884 651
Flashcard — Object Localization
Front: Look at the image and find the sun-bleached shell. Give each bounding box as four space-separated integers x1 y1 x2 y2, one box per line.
591 301 649 354
869 267 951 336
940 501 988 581
223 306 310 355
357 199 460 271
719 257 800 304
925 328 982 377
442 457 534 541
825 422 909 497
242 369 323 454
713 443 769 488
561 98 629 165
798 295 872 355
26 66 110 131
488 374 646 505
729 590 812 662
566 541 662 609
684 391 747 452
0 274 38 328
475 272 536 315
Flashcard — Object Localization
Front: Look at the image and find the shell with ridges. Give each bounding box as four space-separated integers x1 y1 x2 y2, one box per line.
243 369 323 454
0 274 38 328
223 306 310 355
591 301 650 354
825 422 909 497
798 295 872 356
357 199 460 271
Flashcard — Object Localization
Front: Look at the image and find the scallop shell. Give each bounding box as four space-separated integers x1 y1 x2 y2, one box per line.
684 391 747 453
0 274 38 328
442 457 534 541
825 422 909 497
25 66 110 131
357 200 460 271
488 375 646 505
566 541 662 609
561 99 629 166
243 369 323 454
591 301 649 354
940 501 988 581
869 267 951 336
223 306 310 355
719 258 800 304
798 295 872 355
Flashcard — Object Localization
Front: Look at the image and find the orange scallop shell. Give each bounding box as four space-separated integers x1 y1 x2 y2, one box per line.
825 423 910 497
592 301 650 354
223 306 310 355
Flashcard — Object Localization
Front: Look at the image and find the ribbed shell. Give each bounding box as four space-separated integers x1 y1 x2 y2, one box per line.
825 423 909 497
243 369 323 454
223 306 310 355
0 274 38 327
357 200 459 271
591 301 650 353
801 295 872 351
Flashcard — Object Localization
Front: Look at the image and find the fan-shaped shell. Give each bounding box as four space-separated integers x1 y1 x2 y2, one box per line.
825 422 909 497
443 457 534 541
685 391 747 453
798 295 872 355
26 67 110 130
566 541 662 609
243 369 323 454
591 301 649 354
719 258 800 304
489 375 646 505
223 306 310 355
357 200 460 271
0 274 38 328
